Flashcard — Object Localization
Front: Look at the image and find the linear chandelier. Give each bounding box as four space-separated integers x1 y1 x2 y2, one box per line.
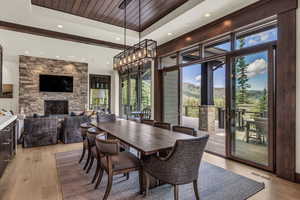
113 0 157 72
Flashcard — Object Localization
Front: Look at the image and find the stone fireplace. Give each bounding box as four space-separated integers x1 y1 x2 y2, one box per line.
19 56 88 116
44 100 68 115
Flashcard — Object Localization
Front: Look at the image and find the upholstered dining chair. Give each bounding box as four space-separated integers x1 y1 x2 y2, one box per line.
141 119 155 126
172 125 197 137
154 122 171 130
94 137 142 200
84 127 105 174
143 135 209 200
79 122 92 164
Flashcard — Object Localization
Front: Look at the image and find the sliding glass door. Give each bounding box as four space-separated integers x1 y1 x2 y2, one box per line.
227 45 275 170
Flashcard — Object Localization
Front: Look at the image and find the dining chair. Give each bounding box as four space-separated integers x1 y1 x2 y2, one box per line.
154 122 171 130
85 127 105 174
172 125 197 136
143 135 209 200
94 137 142 200
141 119 155 126
79 122 92 164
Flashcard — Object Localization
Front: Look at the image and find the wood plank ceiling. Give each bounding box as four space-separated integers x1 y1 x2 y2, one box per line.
31 0 189 32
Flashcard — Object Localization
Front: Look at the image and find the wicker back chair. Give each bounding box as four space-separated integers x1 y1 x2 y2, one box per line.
94 137 141 200
141 119 155 126
143 135 209 200
154 122 171 130
23 117 58 148
172 125 197 136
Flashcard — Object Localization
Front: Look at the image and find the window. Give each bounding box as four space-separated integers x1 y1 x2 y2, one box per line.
180 46 201 64
160 53 178 69
89 75 111 111
204 37 231 57
236 27 277 49
119 64 152 119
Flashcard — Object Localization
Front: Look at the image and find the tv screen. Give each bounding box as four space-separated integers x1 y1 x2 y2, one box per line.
39 75 73 93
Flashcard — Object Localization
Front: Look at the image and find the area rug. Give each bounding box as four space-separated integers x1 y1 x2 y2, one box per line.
55 150 264 200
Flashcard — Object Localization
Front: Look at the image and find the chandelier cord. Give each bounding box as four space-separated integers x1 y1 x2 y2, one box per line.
139 0 141 43
124 0 127 52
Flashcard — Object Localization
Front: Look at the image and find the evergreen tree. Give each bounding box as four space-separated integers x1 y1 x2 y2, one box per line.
236 38 250 104
258 88 267 113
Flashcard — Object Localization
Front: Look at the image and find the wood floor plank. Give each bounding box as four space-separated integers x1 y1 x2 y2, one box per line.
0 143 300 200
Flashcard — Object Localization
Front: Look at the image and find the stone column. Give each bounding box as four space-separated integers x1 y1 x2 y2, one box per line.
199 105 215 132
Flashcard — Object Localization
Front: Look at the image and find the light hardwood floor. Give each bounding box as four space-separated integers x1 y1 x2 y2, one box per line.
0 143 299 200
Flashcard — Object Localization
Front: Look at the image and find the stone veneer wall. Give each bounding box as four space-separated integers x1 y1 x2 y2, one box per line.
19 56 88 116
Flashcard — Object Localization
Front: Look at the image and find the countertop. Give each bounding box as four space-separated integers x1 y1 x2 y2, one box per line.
0 115 17 131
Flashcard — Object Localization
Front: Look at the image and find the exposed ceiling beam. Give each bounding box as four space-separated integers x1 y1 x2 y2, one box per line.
0 20 126 50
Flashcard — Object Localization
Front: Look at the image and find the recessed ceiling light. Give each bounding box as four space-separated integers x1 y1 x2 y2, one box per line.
57 25 63 29
205 13 211 17
167 32 173 36
116 37 121 41
186 37 192 41
56 56 60 59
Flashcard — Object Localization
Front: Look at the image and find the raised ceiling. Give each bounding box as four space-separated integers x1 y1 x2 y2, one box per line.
31 0 189 32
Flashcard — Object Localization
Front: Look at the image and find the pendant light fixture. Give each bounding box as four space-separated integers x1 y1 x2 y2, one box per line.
113 0 157 72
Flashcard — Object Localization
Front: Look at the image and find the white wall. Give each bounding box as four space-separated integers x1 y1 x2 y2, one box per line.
296 2 300 173
0 29 121 114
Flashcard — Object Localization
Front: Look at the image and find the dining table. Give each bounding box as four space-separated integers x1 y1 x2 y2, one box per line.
91 118 195 191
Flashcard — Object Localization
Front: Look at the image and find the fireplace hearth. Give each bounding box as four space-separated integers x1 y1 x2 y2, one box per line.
44 100 68 115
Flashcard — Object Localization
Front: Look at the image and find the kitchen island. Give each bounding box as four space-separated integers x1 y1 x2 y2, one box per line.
0 115 17 178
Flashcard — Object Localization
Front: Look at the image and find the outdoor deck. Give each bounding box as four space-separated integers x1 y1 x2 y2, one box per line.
182 116 268 166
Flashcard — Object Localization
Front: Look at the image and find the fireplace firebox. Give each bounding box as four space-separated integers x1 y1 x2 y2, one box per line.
44 100 68 115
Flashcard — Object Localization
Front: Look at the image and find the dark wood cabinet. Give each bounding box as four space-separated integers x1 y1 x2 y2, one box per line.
0 45 2 95
0 121 16 178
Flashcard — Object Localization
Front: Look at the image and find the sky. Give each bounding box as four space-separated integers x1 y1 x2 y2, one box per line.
182 28 277 91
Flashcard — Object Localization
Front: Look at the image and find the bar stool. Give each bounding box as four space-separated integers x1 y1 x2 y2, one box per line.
79 122 92 165
86 127 105 177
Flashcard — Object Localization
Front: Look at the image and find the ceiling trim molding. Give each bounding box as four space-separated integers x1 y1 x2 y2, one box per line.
0 20 126 50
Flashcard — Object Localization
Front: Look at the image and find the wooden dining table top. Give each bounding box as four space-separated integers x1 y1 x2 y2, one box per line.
91 119 194 156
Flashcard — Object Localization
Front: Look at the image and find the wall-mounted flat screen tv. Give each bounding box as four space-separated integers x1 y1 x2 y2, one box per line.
39 75 73 93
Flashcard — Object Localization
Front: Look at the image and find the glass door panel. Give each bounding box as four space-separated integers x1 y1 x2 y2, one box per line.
229 49 274 170
141 68 152 110
129 73 138 113
120 76 129 118
163 70 180 125
181 64 201 129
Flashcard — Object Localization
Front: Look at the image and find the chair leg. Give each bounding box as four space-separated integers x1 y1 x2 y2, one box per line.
79 145 86 163
126 172 130 180
103 172 113 200
86 157 94 174
94 168 104 189
174 185 179 200
83 150 91 170
193 180 200 200
138 169 143 195
145 172 150 197
91 159 100 184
